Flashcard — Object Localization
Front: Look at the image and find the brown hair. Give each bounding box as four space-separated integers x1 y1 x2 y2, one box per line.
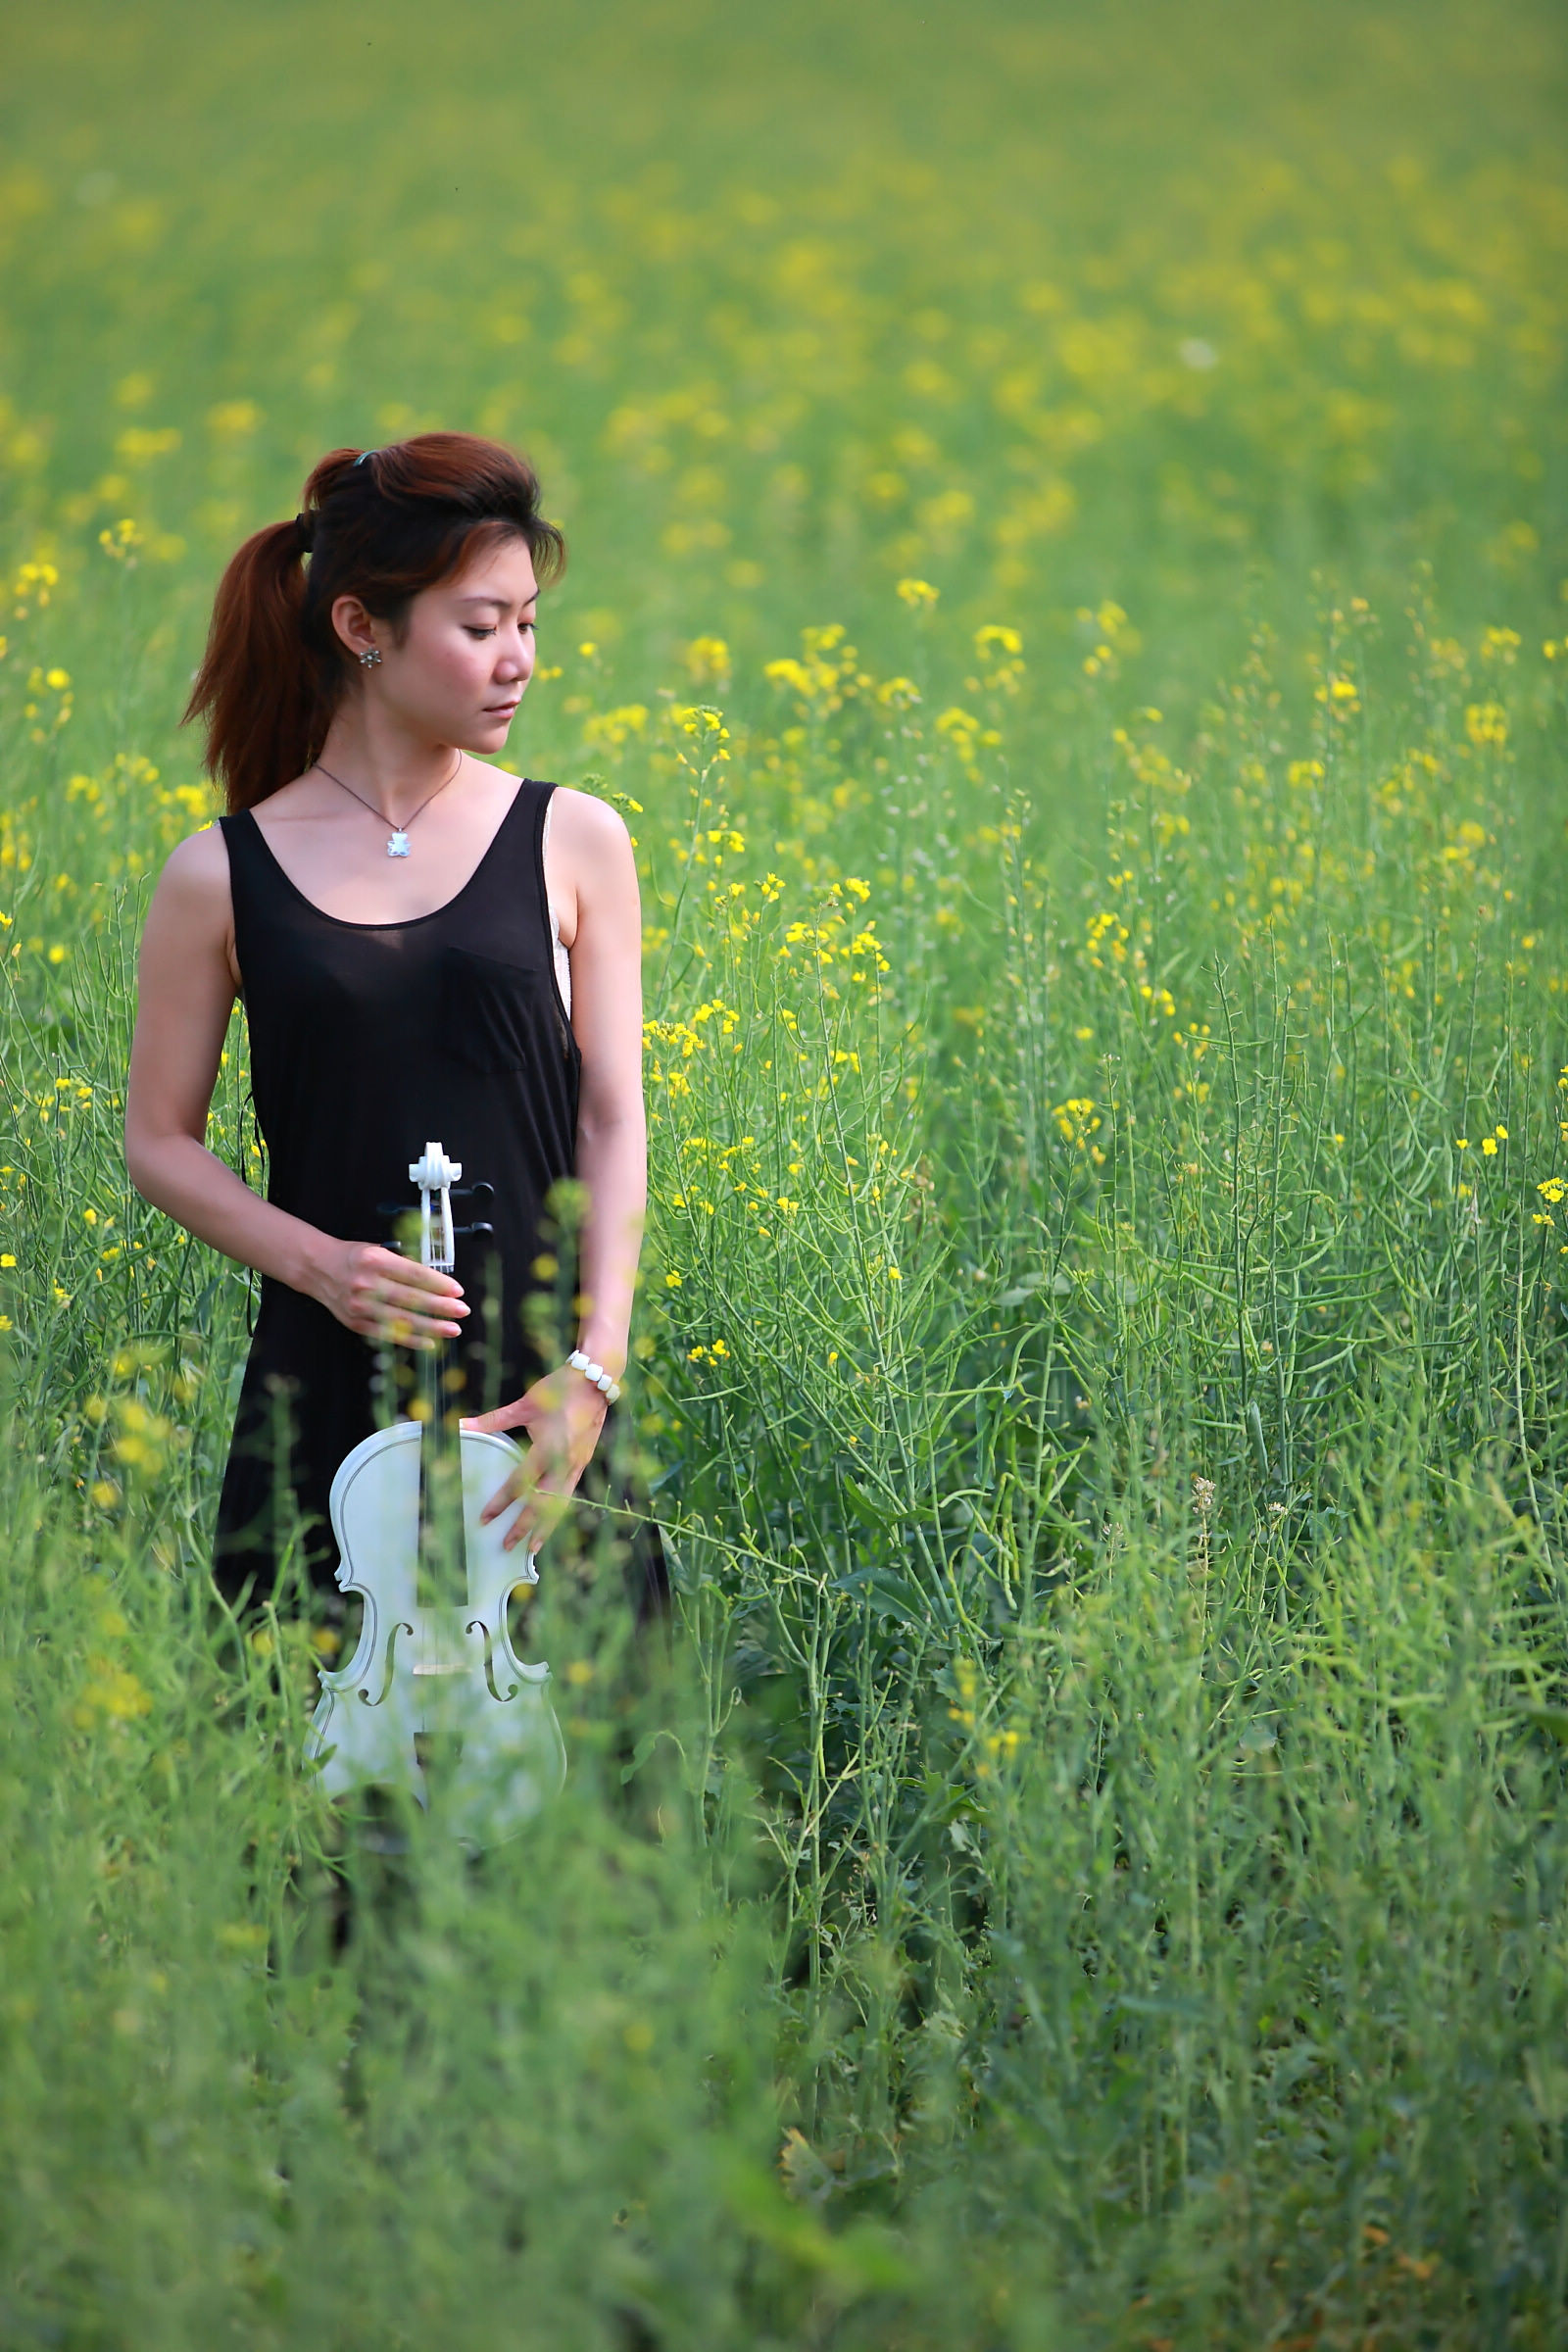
184 432 566 811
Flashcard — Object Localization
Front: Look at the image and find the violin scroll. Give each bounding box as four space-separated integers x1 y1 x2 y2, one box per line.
409 1141 463 1271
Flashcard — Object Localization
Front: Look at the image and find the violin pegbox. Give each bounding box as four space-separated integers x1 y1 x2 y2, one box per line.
409 1141 463 1273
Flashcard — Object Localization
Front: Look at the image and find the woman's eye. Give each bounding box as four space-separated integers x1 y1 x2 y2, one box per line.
466 626 499 640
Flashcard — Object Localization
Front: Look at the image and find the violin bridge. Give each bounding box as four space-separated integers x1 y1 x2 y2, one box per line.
414 1603 479 1679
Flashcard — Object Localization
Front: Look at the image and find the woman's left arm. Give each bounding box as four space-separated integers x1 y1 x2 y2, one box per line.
472 790 647 1552
564 789 647 1391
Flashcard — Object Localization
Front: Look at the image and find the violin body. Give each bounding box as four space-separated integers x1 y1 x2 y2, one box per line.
303 1143 566 1845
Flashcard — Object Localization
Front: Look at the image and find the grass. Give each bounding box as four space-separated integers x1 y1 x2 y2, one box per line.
2 0 1568 2342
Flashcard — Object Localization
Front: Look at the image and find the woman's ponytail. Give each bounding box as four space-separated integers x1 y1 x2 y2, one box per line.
184 435 564 812
183 514 330 813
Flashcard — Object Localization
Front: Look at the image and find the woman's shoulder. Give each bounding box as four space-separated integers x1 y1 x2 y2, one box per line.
542 781 632 854
154 820 235 924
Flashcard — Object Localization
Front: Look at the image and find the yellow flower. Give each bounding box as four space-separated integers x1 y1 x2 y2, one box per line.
207 399 262 438
1482 1137 1497 1156
582 703 648 752
75 1661 152 1723
896 577 940 610
683 634 731 686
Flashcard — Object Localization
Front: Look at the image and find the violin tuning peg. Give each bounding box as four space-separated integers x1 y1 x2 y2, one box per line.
376 1200 415 1222
453 1221 494 1242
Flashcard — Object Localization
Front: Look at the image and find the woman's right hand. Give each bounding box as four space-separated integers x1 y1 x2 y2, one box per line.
308 1239 468 1348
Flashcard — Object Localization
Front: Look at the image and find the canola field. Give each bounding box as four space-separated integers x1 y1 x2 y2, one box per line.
3 1 1568 2343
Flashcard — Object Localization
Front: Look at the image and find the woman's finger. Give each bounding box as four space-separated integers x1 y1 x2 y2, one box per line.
396 1263 467 1300
358 1248 464 1294
356 1253 466 1319
476 1457 571 1553
477 1452 539 1524
356 1261 469 1345
502 1486 572 1552
462 1396 538 1438
494 1448 582 1550
367 1298 466 1342
379 1275 467 1316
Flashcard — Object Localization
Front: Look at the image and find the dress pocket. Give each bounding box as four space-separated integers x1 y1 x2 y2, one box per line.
440 945 553 1073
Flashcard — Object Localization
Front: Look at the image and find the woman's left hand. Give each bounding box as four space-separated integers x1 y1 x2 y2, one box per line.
465 1367 609 1553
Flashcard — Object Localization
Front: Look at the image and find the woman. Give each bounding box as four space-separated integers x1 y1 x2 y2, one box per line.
124 432 661 1617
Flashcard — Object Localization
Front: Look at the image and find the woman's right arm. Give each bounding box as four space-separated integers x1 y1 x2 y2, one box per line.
123 828 466 1346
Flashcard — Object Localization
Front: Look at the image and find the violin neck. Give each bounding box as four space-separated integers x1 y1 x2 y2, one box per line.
416 1335 466 1606
403 1145 475 1608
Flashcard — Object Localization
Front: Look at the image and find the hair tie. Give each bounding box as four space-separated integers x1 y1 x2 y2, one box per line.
354 448 378 467
294 512 316 553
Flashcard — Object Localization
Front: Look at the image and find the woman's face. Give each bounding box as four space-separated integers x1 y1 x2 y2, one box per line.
336 533 541 754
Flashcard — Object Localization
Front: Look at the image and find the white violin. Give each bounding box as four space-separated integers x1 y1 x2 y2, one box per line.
304 1142 565 1844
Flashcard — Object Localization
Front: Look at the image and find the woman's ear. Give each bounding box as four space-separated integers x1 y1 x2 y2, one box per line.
329 592 380 662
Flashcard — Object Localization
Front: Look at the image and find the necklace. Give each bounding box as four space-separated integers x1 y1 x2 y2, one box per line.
314 750 464 858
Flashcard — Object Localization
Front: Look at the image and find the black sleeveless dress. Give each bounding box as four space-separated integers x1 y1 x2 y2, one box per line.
213 778 663 1618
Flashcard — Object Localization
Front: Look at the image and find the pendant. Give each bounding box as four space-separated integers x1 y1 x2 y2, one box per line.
387 832 411 858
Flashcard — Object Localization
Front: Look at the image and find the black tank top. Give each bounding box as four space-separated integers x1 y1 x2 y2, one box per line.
213 777 582 1604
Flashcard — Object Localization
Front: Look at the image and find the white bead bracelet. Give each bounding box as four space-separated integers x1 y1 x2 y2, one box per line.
568 1348 621 1403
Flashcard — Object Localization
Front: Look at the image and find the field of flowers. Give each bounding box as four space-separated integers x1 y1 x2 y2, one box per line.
3 0 1568 2343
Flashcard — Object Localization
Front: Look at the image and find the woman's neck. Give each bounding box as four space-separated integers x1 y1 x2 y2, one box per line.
312 706 466 826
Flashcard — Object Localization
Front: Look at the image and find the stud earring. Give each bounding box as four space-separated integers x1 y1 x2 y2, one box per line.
359 647 382 668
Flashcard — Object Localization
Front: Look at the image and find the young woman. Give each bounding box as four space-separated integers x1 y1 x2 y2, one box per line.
124 433 662 1615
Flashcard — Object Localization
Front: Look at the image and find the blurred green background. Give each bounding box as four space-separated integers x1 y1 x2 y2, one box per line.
3 0 1563 717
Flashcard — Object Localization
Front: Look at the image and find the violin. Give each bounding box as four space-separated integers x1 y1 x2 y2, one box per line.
304 1142 565 1844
